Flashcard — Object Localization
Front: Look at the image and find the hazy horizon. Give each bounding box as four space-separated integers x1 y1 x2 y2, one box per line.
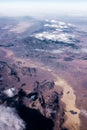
0 0 87 17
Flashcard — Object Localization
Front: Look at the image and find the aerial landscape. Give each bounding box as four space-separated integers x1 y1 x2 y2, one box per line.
0 0 87 130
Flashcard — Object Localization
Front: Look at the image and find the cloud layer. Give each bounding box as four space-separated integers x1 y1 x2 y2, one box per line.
0 105 25 130
0 2 87 16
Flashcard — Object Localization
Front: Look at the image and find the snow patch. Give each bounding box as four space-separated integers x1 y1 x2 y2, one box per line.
3 88 16 97
34 32 75 43
33 20 76 43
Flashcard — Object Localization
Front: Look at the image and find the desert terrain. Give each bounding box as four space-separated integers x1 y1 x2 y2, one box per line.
0 16 87 130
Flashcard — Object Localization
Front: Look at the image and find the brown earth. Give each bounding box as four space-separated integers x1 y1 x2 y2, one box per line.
0 47 87 130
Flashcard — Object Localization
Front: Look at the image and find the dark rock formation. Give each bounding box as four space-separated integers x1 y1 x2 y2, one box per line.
16 103 54 130
0 84 65 130
21 67 36 76
0 61 65 130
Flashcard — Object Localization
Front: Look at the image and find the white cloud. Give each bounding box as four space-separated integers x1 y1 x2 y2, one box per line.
33 20 75 43
0 105 25 130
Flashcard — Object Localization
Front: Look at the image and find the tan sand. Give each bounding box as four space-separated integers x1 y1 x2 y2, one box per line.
55 77 80 130
10 22 32 33
45 68 81 130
